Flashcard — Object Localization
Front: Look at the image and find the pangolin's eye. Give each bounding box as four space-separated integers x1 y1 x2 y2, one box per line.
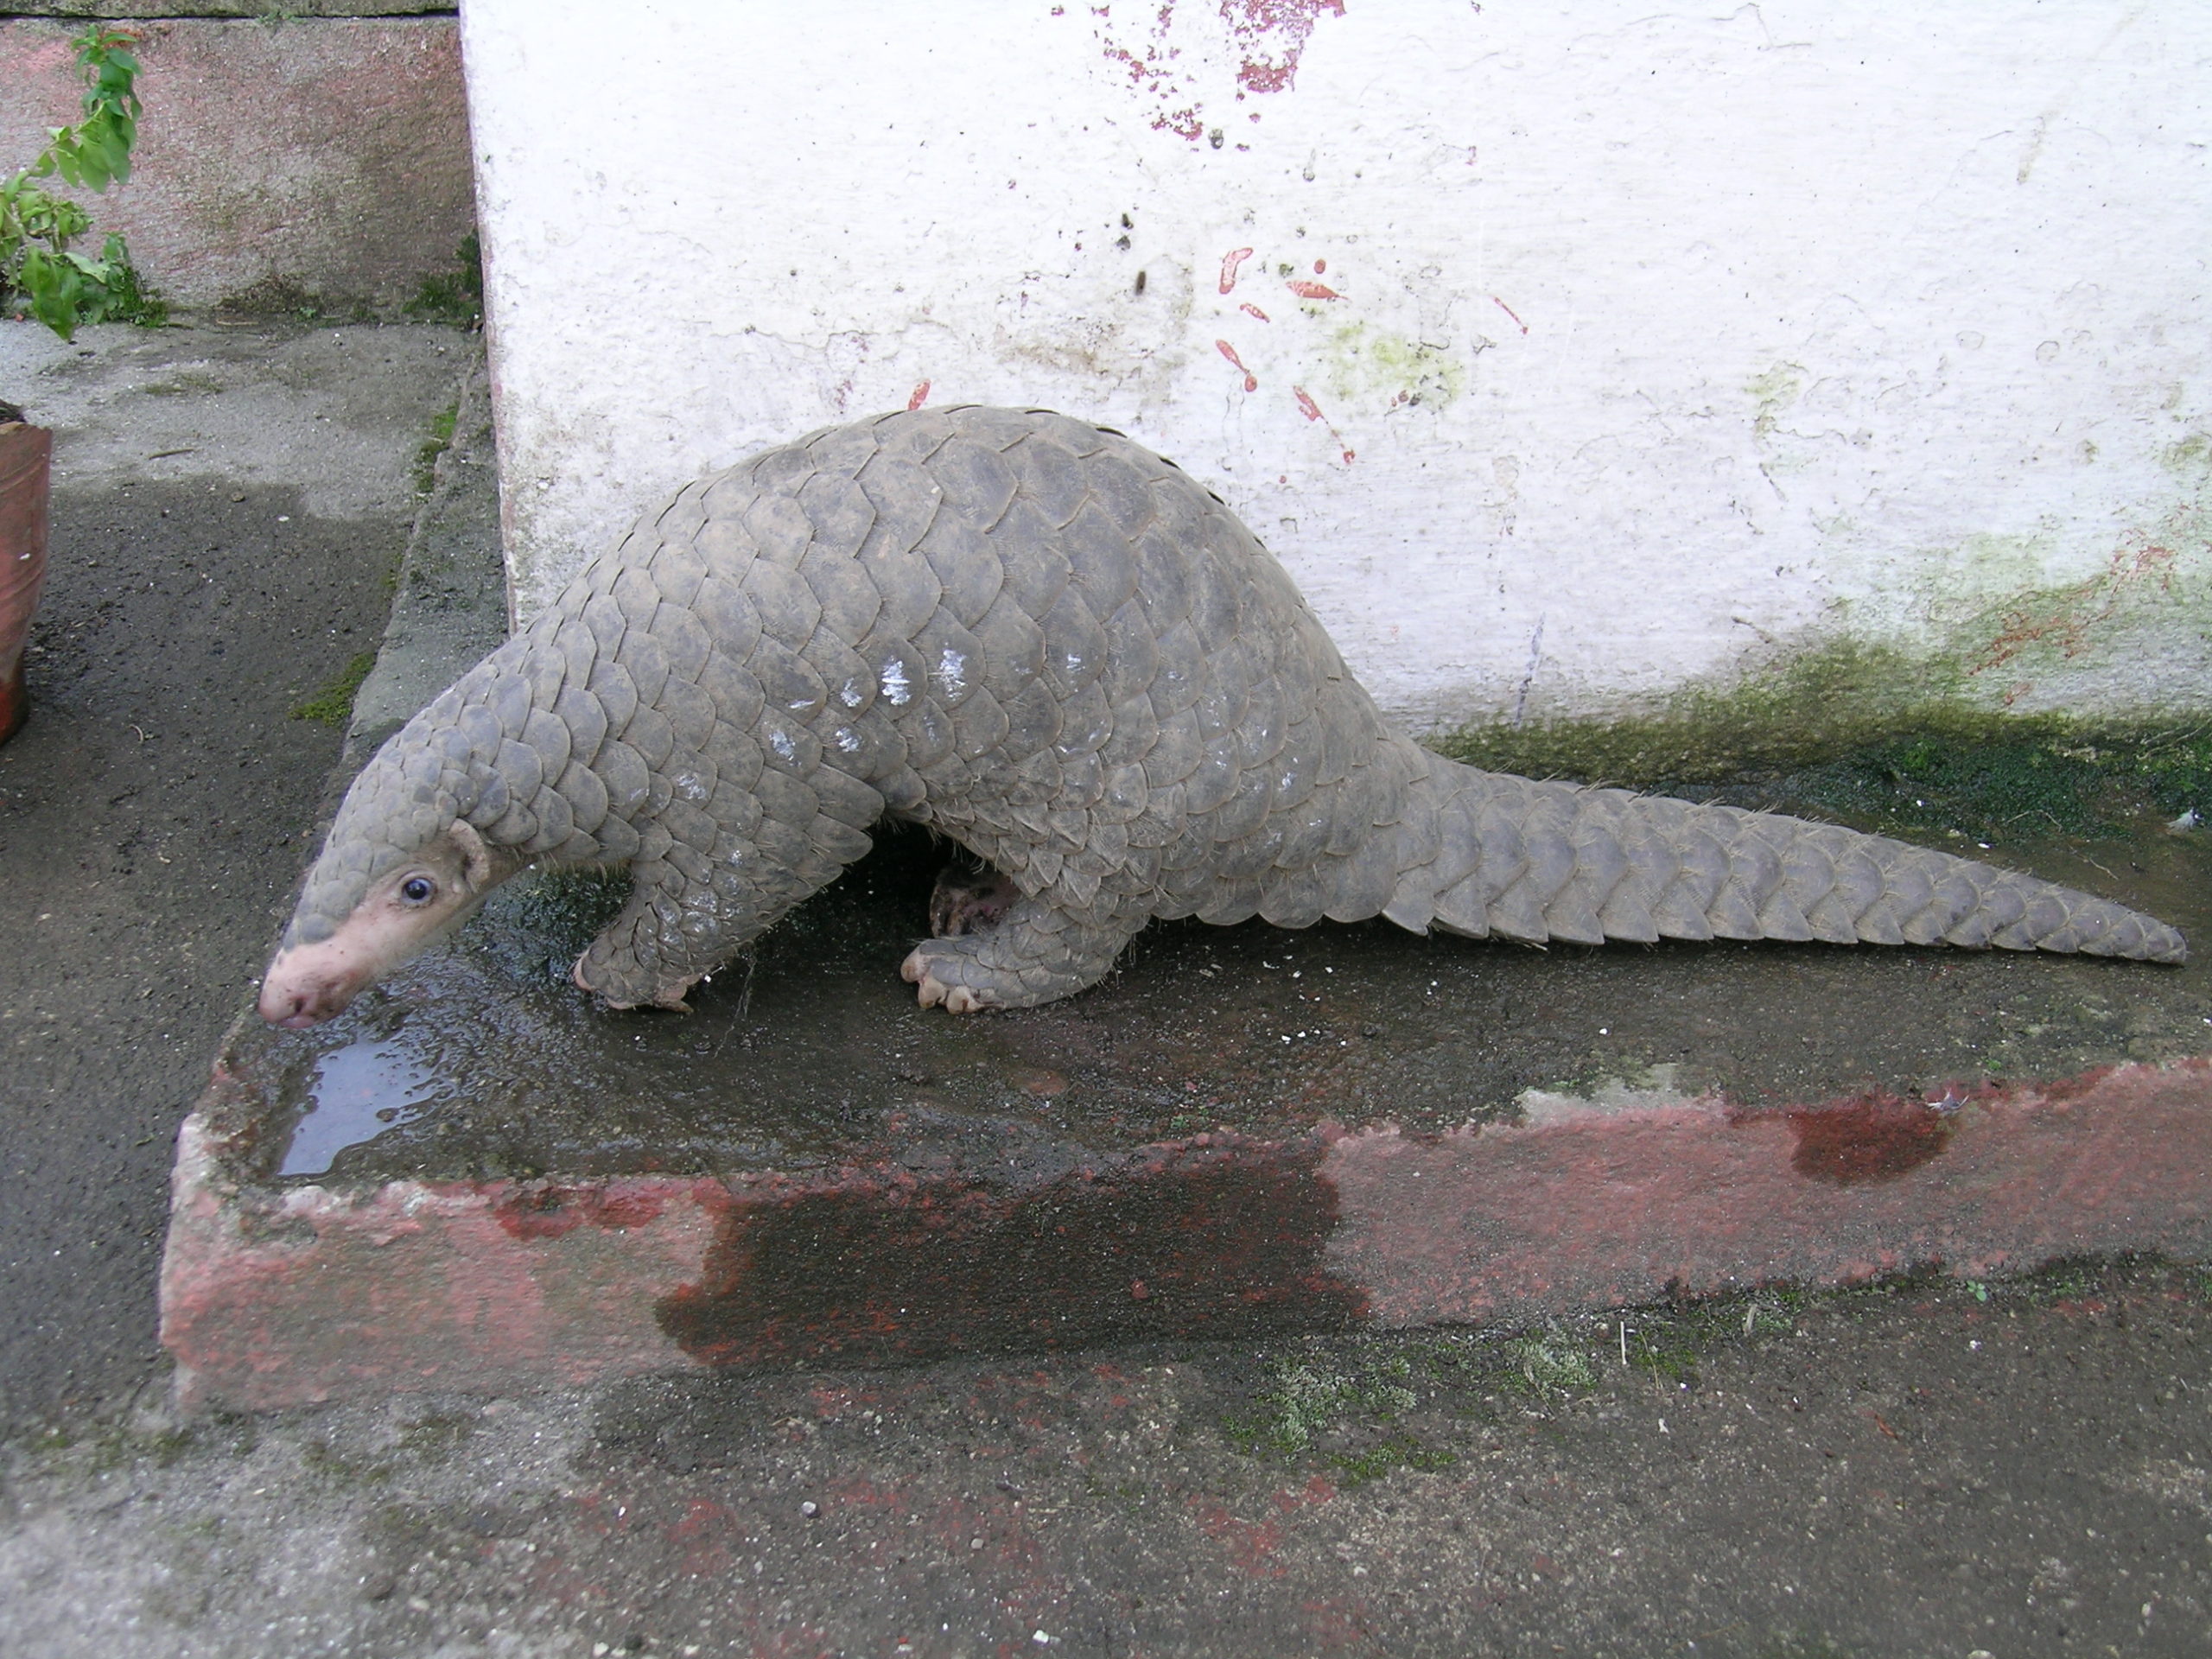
398 875 437 905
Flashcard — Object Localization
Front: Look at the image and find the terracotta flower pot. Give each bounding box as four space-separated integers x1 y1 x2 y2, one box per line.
0 414 54 746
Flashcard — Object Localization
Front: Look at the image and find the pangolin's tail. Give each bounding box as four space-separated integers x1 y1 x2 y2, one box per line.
1374 751 2185 963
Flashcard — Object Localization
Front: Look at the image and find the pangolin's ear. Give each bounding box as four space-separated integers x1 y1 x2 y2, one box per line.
447 818 495 890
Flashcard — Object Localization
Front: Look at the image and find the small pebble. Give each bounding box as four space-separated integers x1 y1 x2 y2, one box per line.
800 1500 818 1517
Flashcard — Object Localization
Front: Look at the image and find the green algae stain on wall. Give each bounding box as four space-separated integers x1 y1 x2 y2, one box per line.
1872 424 2212 715
1431 637 1969 786
1429 626 2212 840
1745 361 1804 443
1320 322 1465 411
1744 359 1827 478
1431 421 2212 790
2161 432 2209 477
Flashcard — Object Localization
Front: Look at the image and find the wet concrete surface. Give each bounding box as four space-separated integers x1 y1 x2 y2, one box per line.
5 318 2212 1654
234 810 2212 1189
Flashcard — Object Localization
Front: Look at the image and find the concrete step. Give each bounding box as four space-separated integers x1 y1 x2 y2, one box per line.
161 371 2212 1410
164 1034 2212 1410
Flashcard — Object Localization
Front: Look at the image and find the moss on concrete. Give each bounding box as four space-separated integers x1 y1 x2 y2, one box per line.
412 399 458 496
213 274 372 323
289 651 377 726
1224 1351 1455 1484
1767 729 2212 840
1433 638 1962 785
405 232 483 330
1429 632 2212 840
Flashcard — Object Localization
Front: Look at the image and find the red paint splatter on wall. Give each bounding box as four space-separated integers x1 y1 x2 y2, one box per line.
1216 340 1259 391
906 380 931 410
1971 539 2177 677
1219 246 1255 293
1092 1 1343 143
1094 1 1202 140
1292 386 1356 464
1240 302 1272 322
1491 295 1529 334
1224 0 1347 94
1101 35 1168 88
1286 279 1341 300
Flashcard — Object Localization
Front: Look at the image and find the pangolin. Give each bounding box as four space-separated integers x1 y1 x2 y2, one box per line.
257 406 2184 1028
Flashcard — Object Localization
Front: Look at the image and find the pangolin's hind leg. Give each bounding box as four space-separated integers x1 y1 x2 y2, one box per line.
901 890 1149 1013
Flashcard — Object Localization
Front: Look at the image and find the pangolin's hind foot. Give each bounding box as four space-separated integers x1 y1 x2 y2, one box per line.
901 896 1145 1013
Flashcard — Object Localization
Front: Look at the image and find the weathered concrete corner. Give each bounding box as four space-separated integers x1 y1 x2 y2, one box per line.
161 1046 2212 1412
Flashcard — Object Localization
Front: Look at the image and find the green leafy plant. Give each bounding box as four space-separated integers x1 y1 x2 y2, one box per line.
2 26 162 340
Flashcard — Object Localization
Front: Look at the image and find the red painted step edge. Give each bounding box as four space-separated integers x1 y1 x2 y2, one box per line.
160 1058 2212 1411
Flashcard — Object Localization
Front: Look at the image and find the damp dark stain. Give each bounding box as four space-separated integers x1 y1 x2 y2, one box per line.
495 1183 668 1240
1767 1096 1958 1185
655 1138 1366 1367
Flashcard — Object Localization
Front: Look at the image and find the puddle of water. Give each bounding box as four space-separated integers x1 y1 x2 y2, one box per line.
278 1037 442 1177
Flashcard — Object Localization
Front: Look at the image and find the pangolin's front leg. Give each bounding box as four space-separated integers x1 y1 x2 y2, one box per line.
575 833 833 1012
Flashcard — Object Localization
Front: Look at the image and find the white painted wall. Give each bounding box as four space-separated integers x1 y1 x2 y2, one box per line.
460 0 2212 731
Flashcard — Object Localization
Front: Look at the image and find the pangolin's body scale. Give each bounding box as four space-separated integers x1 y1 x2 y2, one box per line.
282 406 2183 1015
